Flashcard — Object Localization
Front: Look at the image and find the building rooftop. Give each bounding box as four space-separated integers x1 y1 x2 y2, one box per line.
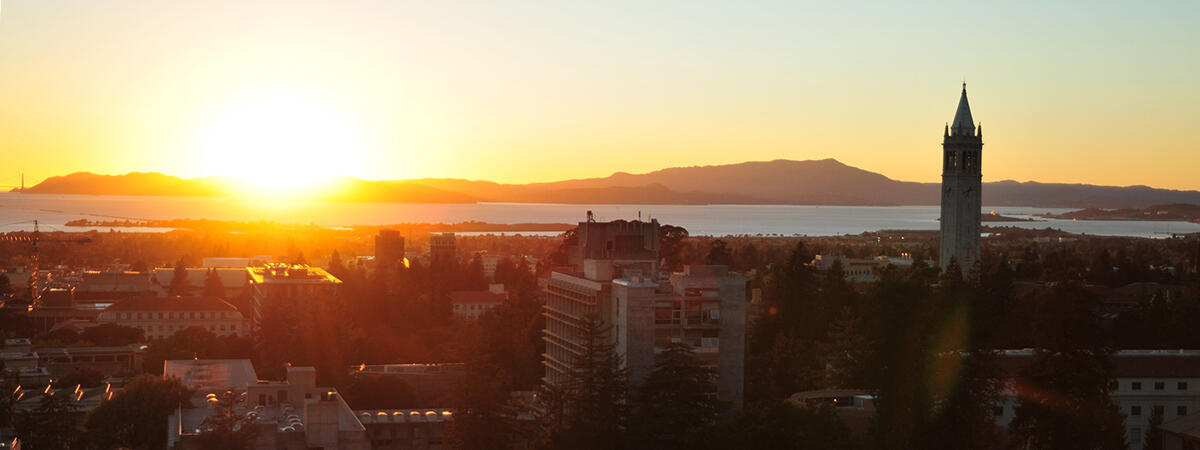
356 409 454 424
995 349 1200 378
165 359 259 391
105 296 239 312
247 264 341 284
448 290 506 305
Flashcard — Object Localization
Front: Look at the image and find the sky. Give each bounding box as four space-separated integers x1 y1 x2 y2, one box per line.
0 1 1197 189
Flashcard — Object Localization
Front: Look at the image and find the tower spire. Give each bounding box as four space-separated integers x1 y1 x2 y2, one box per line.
950 83 975 136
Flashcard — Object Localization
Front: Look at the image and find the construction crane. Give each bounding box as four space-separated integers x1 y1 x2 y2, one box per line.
0 220 92 301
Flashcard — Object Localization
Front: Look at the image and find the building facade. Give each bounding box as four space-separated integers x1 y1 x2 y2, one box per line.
939 83 983 274
247 263 342 325
429 233 457 266
375 229 406 270
97 296 250 340
543 217 746 408
994 350 1200 450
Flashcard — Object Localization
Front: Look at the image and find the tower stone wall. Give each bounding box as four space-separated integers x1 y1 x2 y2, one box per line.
939 85 983 274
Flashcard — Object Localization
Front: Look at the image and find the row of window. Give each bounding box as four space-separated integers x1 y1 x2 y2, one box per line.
1129 405 1187 417
135 323 244 335
994 405 1188 418
120 311 233 320
1122 381 1188 391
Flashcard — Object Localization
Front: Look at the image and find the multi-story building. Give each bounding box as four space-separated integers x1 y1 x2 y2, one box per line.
376 229 406 270
449 289 506 320
994 350 1200 450
543 217 746 408
165 360 369 450
246 263 341 325
97 296 250 340
429 233 457 266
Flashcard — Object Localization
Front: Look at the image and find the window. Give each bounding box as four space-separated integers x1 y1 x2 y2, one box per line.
1155 382 1165 391
1180 382 1189 391
1131 406 1142 416
945 152 957 170
1154 405 1165 416
1132 382 1142 391
1179 406 1188 416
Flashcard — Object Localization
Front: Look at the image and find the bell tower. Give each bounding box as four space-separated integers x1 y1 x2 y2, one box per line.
939 83 983 275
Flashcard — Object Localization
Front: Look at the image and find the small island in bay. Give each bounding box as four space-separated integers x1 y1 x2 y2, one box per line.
1036 203 1200 222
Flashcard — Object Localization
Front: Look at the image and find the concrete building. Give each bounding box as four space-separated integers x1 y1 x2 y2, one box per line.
166 359 369 450
356 408 453 450
375 229 406 270
449 289 506 320
247 263 341 325
994 350 1200 450
811 254 919 283
97 296 250 339
939 83 983 275
429 233 456 265
543 217 746 409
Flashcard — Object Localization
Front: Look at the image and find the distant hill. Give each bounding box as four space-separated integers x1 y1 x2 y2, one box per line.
16 160 1200 209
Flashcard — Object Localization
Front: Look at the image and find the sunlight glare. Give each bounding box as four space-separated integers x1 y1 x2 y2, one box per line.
196 94 368 197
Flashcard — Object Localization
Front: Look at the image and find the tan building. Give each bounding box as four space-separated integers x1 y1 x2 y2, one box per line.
247 263 341 325
449 289 506 320
97 296 250 340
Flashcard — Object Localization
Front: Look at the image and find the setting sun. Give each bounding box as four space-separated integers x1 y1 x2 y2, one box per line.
193 93 369 196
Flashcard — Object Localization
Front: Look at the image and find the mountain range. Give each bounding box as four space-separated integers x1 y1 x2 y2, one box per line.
15 159 1200 209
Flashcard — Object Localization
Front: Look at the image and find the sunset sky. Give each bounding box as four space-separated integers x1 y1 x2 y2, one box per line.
0 1 1197 189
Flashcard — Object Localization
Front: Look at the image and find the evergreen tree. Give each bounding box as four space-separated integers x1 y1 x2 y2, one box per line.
1144 405 1164 450
695 401 855 450
1008 283 1128 450
0 273 12 297
328 250 348 279
203 268 226 299
168 258 191 296
544 315 629 450
628 342 726 449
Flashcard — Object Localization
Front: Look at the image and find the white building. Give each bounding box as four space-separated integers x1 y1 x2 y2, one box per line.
994 349 1200 450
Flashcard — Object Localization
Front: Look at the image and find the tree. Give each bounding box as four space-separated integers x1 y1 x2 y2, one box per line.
658 225 690 271
83 375 193 450
192 390 259 450
57 365 106 388
0 273 12 297
542 316 629 450
15 388 80 450
705 240 735 267
79 322 144 346
695 401 855 450
1008 283 1128 450
203 268 226 299
144 326 252 374
628 343 726 449
168 258 191 296
340 375 416 410
1144 404 1164 450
